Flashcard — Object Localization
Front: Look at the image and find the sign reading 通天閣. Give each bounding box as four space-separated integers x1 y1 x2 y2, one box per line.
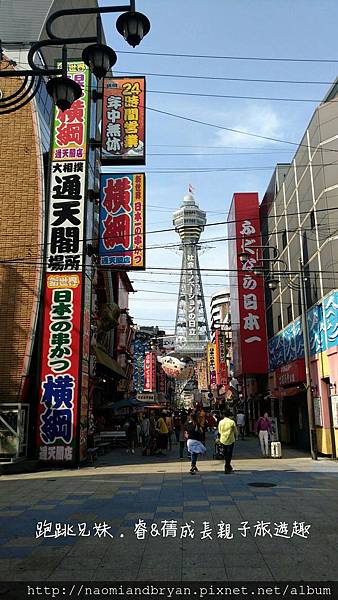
99 173 145 269
37 62 90 464
101 77 145 165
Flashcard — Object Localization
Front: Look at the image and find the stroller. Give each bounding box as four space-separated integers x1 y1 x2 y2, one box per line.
213 435 224 460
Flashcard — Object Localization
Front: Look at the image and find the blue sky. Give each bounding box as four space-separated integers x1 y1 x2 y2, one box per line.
100 0 338 332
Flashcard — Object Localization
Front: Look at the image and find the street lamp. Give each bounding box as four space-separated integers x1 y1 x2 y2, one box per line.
82 44 117 80
0 1 150 114
116 10 151 47
246 245 318 460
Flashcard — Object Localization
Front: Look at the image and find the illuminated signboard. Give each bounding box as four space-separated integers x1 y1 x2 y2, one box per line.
101 77 145 165
99 173 145 270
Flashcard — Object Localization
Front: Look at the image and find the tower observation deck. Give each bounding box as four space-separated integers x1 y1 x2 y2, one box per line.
173 192 210 359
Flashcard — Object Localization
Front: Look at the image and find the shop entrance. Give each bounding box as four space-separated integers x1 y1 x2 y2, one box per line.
285 392 310 451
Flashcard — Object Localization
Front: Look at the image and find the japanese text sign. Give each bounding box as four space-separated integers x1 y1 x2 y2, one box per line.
216 330 228 386
37 61 90 464
144 351 156 392
101 77 145 165
37 275 82 462
47 162 86 273
52 62 89 161
207 343 218 389
196 359 208 390
228 193 268 374
99 173 145 270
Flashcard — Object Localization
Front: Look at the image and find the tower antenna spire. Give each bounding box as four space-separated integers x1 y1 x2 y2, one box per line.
173 191 210 359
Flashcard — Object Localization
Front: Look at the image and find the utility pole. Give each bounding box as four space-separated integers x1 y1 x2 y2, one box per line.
299 258 318 460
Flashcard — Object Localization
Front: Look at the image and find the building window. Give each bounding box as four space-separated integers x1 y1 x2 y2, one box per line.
282 230 287 250
287 304 293 323
277 314 282 331
310 210 315 229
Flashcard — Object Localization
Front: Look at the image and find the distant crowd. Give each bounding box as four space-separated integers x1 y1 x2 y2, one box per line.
97 406 273 474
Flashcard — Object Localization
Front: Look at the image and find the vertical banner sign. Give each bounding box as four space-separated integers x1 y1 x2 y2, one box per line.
216 330 228 386
37 62 90 464
99 173 145 269
144 351 156 392
196 359 208 390
228 193 268 374
133 339 149 392
101 77 145 165
207 343 218 389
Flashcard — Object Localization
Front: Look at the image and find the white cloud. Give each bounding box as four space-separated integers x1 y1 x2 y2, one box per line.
214 103 285 148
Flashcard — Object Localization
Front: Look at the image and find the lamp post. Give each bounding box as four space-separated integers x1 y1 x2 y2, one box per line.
248 246 318 460
0 1 150 114
298 257 318 461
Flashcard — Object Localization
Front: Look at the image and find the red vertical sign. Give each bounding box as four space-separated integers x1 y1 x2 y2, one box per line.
144 351 157 392
229 193 268 374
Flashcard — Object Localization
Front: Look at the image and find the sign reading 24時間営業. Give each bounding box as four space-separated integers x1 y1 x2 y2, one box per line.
101 77 145 165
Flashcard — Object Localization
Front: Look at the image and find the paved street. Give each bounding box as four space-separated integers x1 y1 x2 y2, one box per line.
1 435 338 582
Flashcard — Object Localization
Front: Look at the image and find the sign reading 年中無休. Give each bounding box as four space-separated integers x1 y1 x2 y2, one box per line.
99 173 145 270
101 77 145 165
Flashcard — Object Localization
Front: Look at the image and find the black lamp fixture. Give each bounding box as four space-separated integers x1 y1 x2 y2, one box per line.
267 277 280 291
253 265 265 276
239 251 250 263
82 43 117 79
116 10 151 47
46 75 82 111
0 1 151 114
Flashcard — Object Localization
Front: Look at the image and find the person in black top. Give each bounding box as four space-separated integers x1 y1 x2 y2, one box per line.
186 414 204 474
126 413 138 454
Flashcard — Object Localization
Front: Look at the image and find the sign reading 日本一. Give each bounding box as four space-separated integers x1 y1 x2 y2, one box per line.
37 61 90 464
101 77 145 165
99 173 145 269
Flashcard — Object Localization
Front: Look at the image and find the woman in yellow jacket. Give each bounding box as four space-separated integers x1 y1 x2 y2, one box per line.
156 412 169 455
218 408 237 473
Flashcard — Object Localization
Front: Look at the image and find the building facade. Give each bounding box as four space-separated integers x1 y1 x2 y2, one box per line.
0 0 137 463
260 83 338 456
210 289 231 341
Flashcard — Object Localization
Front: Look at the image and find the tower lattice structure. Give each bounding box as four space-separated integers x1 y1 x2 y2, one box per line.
173 192 210 359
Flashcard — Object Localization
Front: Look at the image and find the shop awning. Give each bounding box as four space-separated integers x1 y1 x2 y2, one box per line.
109 398 145 411
94 346 126 379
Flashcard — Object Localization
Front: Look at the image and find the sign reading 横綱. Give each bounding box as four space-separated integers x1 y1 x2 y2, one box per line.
37 62 90 464
228 193 268 375
99 173 145 269
101 77 145 165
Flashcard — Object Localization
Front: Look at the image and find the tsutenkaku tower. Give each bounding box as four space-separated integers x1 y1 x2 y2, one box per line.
173 191 210 359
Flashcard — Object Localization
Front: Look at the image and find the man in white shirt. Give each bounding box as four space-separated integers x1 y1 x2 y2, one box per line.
236 411 245 440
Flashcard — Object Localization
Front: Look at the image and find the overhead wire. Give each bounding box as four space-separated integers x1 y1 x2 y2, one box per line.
116 49 338 64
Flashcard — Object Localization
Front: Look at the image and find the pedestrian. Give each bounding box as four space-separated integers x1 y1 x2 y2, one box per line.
140 412 150 454
218 408 237 473
165 411 174 451
178 413 188 459
125 412 138 454
236 411 246 440
197 405 206 442
255 412 272 457
186 413 206 474
156 412 169 455
173 412 180 443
